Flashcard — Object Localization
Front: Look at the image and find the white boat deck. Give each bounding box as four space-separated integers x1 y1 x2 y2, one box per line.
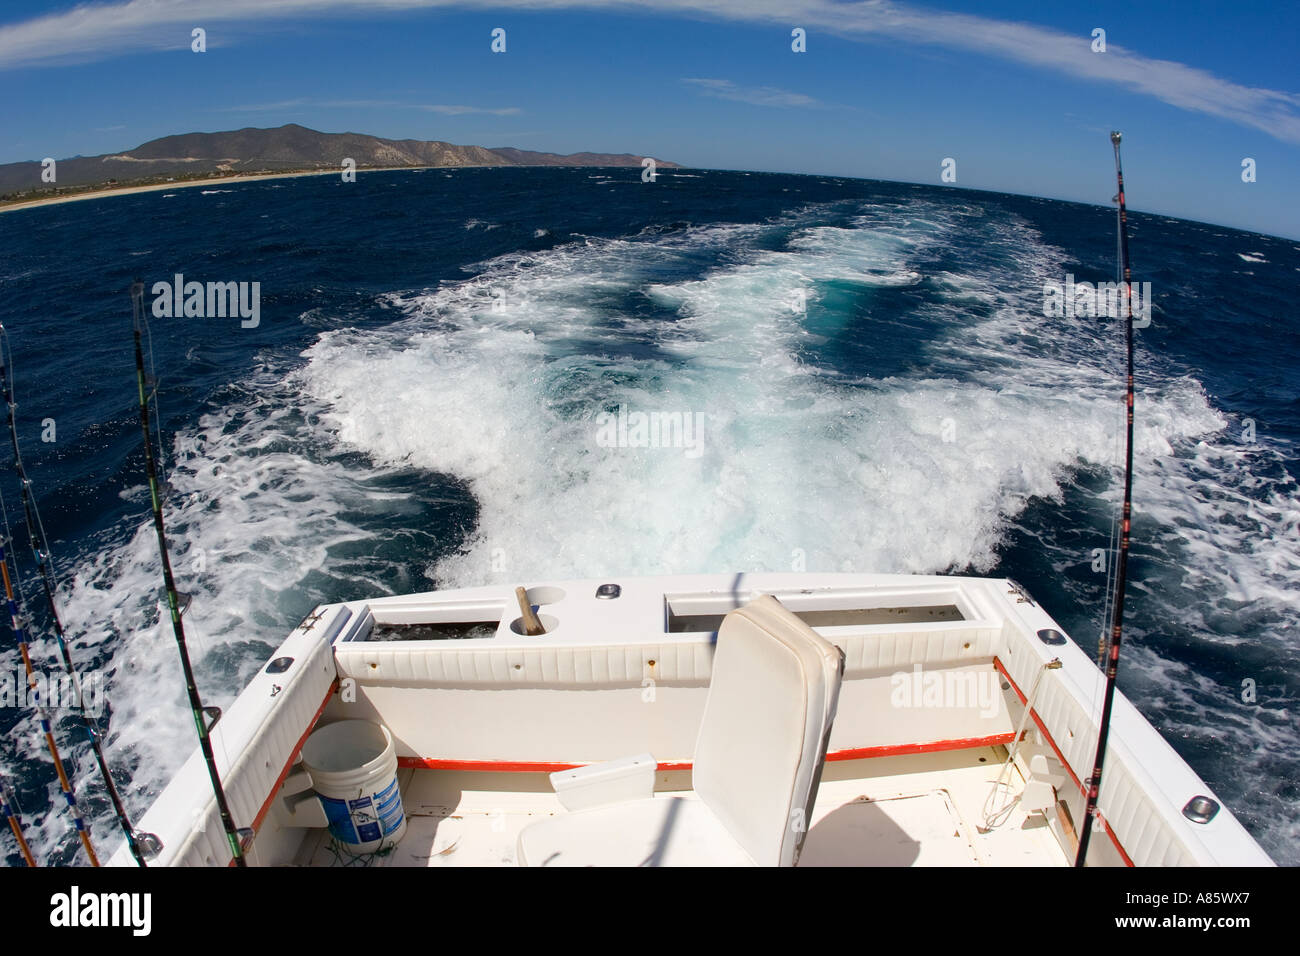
292 746 1068 867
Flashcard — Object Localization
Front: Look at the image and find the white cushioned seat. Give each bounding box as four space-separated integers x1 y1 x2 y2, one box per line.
517 594 845 867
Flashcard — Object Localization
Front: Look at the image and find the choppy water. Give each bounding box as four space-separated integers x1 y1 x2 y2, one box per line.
0 167 1296 865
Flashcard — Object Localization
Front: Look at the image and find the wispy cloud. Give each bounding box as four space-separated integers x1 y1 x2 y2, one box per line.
216 98 310 112
418 104 521 116
1 0 1297 144
682 78 821 109
214 97 520 115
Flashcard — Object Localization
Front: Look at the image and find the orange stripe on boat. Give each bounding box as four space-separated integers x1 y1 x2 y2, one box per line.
232 678 339 866
395 735 1016 774
395 757 694 773
825 734 1016 761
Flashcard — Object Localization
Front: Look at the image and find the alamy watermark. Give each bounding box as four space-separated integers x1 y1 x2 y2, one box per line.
889 664 1000 719
594 404 706 458
150 274 260 328
50 886 150 936
1043 273 1151 327
1 668 105 717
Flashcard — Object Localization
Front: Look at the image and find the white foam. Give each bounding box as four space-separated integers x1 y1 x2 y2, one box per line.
295 206 1242 597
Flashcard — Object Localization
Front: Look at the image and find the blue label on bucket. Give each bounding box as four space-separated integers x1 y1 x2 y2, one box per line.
320 795 359 845
375 782 398 808
374 778 404 835
318 788 403 846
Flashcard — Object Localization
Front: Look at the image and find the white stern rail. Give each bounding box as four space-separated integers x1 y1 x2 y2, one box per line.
327 573 1012 764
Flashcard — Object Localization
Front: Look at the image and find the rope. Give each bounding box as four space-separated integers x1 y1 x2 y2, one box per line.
981 658 1059 830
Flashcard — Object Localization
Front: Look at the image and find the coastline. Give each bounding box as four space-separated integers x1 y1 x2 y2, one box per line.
0 165 484 214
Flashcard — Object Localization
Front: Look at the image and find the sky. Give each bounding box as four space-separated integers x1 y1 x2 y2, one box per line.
0 0 1297 238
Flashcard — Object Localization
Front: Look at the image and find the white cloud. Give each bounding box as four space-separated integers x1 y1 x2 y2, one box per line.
1 0 1296 144
682 78 821 109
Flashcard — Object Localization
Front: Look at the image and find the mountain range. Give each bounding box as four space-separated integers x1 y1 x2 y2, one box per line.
0 124 680 197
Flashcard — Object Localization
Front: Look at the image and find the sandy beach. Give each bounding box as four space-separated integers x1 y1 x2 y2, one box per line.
0 165 468 214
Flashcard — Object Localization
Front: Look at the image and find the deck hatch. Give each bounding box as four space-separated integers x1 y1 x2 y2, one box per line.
664 589 967 633
359 601 506 642
366 622 500 642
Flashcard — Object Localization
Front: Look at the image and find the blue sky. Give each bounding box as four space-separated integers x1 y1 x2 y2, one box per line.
2 0 1298 238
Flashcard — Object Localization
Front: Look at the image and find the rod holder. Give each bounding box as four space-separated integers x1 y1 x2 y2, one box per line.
514 586 546 636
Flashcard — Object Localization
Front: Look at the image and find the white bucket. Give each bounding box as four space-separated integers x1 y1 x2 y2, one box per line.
301 720 407 854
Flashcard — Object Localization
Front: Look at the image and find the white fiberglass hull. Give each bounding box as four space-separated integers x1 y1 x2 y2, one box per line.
110 572 1273 867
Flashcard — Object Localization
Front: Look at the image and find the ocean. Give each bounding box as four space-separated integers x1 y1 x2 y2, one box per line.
0 166 1295 865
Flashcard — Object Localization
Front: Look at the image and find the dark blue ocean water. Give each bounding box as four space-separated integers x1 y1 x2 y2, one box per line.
0 167 1296 865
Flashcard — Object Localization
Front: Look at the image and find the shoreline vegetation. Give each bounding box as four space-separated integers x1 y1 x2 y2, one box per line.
0 164 496 214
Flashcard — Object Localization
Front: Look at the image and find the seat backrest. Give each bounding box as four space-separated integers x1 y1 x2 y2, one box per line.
692 594 845 866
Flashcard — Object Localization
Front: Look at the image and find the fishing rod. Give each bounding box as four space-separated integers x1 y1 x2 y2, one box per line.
0 531 99 864
0 328 146 865
1095 169 1129 670
1075 131 1138 866
0 767 36 866
129 281 249 866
